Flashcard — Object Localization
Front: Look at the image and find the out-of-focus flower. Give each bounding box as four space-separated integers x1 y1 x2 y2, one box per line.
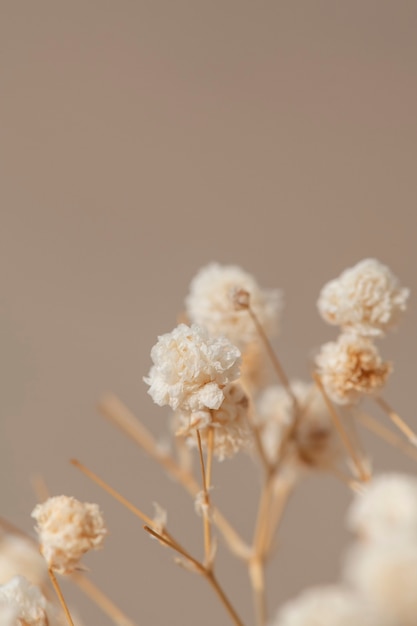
256 381 341 469
315 333 391 405
344 541 417 626
270 585 385 626
0 575 48 625
317 258 409 337
185 263 282 348
0 527 47 587
144 324 241 415
178 383 252 461
32 496 107 575
347 473 417 543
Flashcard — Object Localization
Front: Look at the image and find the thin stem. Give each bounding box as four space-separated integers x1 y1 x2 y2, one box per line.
196 430 212 567
70 459 154 527
356 410 417 463
71 572 136 626
313 373 370 482
144 526 245 626
248 558 267 626
98 394 251 559
205 571 245 626
48 569 74 626
375 396 417 446
247 306 298 412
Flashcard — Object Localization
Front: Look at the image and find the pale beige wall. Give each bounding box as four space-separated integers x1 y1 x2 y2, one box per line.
1 3 417 625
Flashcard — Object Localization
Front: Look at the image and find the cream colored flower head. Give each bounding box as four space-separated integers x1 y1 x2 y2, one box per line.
315 333 391 405
0 575 48 625
144 324 241 414
347 473 417 544
256 381 341 469
317 258 409 337
271 585 385 626
31 496 107 574
185 263 282 348
344 541 417 626
178 382 252 460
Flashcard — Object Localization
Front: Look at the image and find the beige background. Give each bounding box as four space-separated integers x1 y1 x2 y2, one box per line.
1 2 417 625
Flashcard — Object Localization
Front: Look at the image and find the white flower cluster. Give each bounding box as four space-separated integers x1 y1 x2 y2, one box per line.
317 258 409 337
271 585 384 626
315 334 392 405
185 262 282 349
145 323 241 415
0 575 48 626
343 473 417 626
32 496 107 574
256 381 341 471
315 259 408 405
179 382 252 461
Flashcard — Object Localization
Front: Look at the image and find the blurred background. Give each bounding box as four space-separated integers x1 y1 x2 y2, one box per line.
1 2 416 624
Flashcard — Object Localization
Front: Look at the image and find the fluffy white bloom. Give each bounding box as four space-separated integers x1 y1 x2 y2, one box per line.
0 575 48 625
178 383 252 460
344 541 417 626
256 381 341 469
271 585 385 626
315 333 391 405
144 324 241 415
347 473 417 543
32 496 107 574
0 528 47 587
185 263 282 348
317 258 409 337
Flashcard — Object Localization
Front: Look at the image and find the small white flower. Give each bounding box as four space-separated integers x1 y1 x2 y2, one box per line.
344 541 417 626
185 263 283 348
0 575 48 625
32 496 107 574
315 333 391 405
144 324 241 414
178 383 252 461
317 258 409 337
271 585 385 626
347 473 417 544
256 381 341 469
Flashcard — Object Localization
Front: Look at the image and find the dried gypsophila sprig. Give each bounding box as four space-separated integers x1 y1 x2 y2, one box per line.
31 496 107 575
0 575 49 626
317 258 409 337
314 332 392 405
256 381 343 471
185 262 283 349
144 323 241 415
176 382 253 461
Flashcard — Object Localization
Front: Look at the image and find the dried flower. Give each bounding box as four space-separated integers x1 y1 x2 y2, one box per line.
185 263 282 348
144 324 241 415
271 585 385 626
256 381 341 469
347 473 417 543
315 333 391 405
344 541 417 626
31 496 107 574
0 529 47 587
317 258 409 337
0 575 48 625
178 383 252 460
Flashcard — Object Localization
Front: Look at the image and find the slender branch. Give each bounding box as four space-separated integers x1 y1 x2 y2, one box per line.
313 373 370 482
356 410 417 463
375 396 417 446
98 394 251 559
248 558 267 626
205 571 246 626
48 569 74 626
71 572 136 626
196 430 213 567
